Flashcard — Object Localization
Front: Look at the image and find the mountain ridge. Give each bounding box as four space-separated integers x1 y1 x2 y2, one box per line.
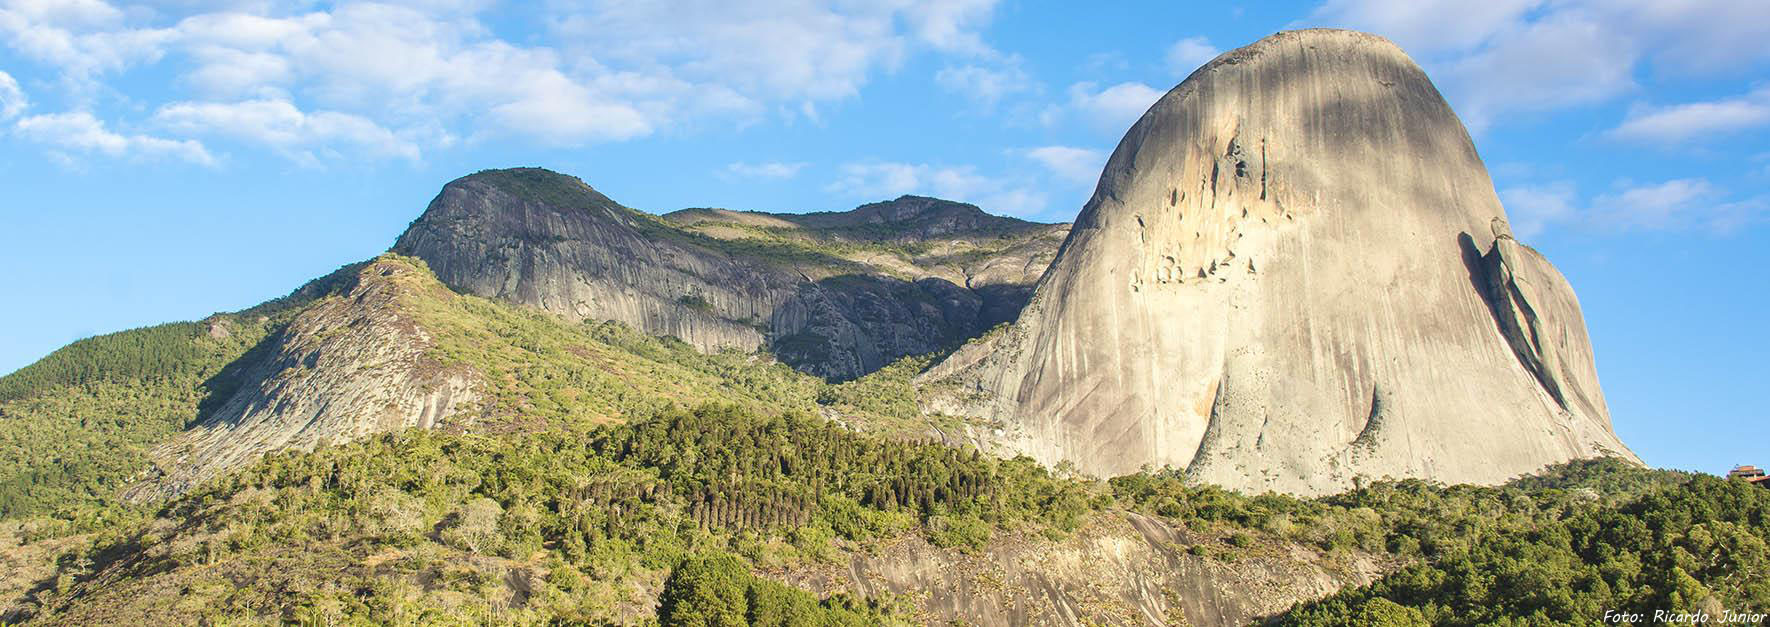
394 168 1067 381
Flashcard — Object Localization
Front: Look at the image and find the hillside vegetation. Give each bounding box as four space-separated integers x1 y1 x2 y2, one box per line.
1 260 1762 624
0 318 274 517
4 390 1764 624
1277 464 1770 625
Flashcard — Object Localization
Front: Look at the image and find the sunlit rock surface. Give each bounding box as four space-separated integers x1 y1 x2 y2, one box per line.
923 29 1637 494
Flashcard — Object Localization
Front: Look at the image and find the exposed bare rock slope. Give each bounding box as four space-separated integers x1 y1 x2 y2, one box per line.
781 512 1386 626
923 29 1636 494
124 259 481 500
393 168 1065 380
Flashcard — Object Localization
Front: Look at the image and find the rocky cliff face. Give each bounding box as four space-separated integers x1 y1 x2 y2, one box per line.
125 259 481 500
391 169 789 353
922 29 1636 494
395 169 1065 380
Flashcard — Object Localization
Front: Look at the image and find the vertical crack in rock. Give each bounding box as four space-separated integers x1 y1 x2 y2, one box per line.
1480 221 1579 411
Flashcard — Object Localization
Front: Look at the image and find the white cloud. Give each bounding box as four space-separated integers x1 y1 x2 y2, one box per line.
0 2 174 90
1592 178 1719 231
1304 0 1770 130
483 71 654 145
1081 52 1128 73
935 60 1030 107
1607 87 1770 144
899 0 1000 57
14 111 213 165
0 70 26 118
0 0 1006 162
4 0 125 28
722 161 808 181
828 162 926 198
1165 36 1219 76
1306 0 1543 55
1580 0 1770 74
1022 146 1105 186
1440 11 1638 131
548 1 1001 104
1501 178 1765 234
153 99 419 163
180 46 293 98
1067 81 1164 132
827 161 1047 217
1499 182 1579 238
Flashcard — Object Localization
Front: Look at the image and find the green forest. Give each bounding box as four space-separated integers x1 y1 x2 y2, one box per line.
0 318 273 517
3 399 1765 624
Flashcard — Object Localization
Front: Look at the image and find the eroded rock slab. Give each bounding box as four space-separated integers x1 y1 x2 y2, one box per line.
125 259 480 500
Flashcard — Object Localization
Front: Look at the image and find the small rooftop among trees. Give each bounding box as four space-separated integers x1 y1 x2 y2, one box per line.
1728 465 1768 486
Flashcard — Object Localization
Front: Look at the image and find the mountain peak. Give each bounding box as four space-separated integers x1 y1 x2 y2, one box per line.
443 167 623 215
924 28 1635 494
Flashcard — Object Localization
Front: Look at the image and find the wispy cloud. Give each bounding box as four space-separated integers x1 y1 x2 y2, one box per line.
1021 146 1106 186
1607 87 1770 144
0 0 1007 163
1066 81 1163 132
0 70 25 119
1501 178 1767 235
721 161 809 181
1165 37 1219 75
1499 182 1580 238
1306 0 1770 131
14 111 213 166
935 58 1032 108
152 99 421 165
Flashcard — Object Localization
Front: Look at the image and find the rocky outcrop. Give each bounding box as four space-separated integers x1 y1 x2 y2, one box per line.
392 169 789 353
394 169 1065 380
780 512 1388 626
1480 221 1608 422
922 29 1636 494
124 259 481 500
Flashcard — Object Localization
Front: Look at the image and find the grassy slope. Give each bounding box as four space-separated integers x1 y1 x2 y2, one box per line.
385 252 967 441
391 253 826 427
665 216 1058 282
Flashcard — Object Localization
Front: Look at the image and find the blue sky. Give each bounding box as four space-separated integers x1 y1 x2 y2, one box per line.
0 1 1766 475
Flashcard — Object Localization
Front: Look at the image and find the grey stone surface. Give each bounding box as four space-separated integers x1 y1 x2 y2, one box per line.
125 259 481 501
922 29 1636 494
394 169 1066 380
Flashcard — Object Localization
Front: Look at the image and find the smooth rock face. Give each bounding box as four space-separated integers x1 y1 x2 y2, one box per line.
924 29 1636 494
393 169 790 353
125 260 480 500
394 169 1065 380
